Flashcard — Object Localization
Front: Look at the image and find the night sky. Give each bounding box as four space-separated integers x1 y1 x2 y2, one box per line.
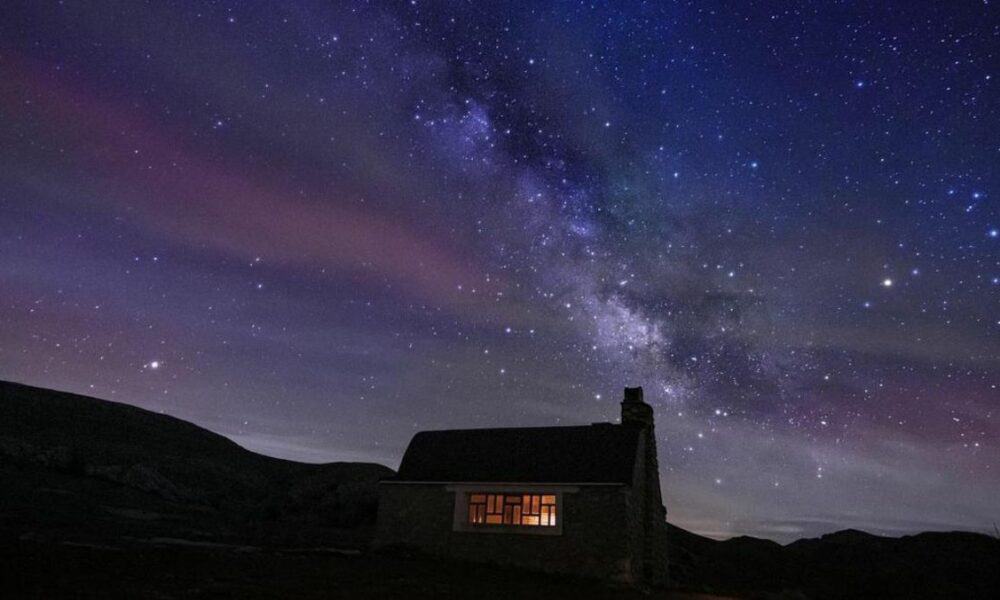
1 1 997 542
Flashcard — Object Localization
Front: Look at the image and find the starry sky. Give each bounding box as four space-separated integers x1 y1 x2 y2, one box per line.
1 1 997 542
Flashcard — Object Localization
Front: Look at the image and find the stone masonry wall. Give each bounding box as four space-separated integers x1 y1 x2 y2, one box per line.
636 429 669 585
375 483 636 583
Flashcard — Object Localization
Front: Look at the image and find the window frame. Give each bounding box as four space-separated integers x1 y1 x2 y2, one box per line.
448 484 574 536
467 493 558 527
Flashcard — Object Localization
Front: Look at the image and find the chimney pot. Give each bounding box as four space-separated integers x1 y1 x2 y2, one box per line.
624 386 644 403
621 386 654 428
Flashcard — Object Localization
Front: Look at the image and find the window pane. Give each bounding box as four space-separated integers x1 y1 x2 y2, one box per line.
466 491 560 527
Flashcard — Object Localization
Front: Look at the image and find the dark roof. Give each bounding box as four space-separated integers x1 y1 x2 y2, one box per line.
395 423 642 485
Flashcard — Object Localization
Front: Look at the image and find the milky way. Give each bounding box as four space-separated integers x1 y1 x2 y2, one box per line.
1 1 997 541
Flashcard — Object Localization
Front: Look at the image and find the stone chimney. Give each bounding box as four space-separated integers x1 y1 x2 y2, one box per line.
621 386 654 428
621 385 669 584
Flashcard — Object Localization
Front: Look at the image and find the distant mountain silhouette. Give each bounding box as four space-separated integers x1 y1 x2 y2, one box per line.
667 519 1000 598
2 379 998 599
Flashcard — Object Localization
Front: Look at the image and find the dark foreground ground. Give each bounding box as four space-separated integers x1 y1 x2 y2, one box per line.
3 380 999 599
4 538 729 600
1 460 714 599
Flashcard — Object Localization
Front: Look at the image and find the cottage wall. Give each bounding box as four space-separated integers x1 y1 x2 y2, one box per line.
375 482 637 583
627 432 649 581
630 429 670 585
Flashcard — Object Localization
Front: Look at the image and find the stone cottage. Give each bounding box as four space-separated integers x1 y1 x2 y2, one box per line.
374 387 668 585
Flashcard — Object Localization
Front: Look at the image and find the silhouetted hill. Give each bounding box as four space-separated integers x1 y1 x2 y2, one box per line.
667 523 1000 599
0 380 392 546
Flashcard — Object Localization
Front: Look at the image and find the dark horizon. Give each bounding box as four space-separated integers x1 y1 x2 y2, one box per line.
1 1 997 544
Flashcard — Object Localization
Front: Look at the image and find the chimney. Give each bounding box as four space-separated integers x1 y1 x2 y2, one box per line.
621 386 654 428
621 385 667 583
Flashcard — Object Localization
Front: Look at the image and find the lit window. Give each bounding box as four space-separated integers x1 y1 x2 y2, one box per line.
469 494 487 523
468 493 557 527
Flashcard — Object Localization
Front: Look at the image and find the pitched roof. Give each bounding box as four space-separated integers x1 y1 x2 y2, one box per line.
395 423 641 485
